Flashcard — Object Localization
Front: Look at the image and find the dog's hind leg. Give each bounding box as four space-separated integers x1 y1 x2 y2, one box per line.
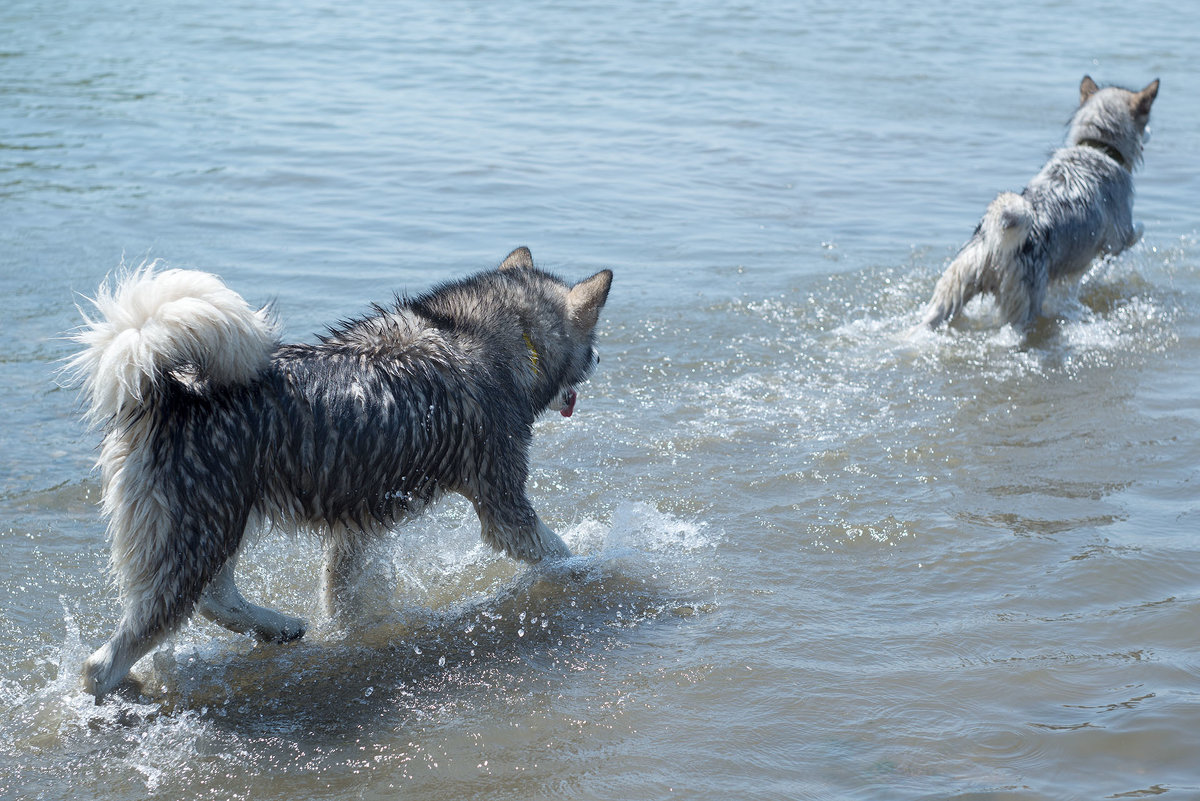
82 483 200 700
81 559 204 700
197 553 306 642
82 475 252 700
924 192 1033 329
82 571 208 701
921 240 991 328
81 616 160 701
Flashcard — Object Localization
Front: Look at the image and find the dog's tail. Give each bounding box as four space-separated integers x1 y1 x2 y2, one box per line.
920 191 1034 328
981 191 1034 259
67 264 279 424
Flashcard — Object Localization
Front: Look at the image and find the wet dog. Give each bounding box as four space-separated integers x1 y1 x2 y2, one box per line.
921 76 1158 329
69 247 612 700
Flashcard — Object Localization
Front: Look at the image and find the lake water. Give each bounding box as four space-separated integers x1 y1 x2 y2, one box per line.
3 1 1199 799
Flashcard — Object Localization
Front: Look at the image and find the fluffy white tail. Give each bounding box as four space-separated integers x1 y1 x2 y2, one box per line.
921 192 1034 328
67 264 279 423
981 191 1033 259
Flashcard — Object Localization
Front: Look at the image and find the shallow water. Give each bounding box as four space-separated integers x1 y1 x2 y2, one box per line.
3 1 1199 799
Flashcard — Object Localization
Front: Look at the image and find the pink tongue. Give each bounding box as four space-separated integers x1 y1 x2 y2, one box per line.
561 388 578 417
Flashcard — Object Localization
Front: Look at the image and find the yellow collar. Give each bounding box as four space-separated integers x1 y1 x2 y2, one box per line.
523 332 540 376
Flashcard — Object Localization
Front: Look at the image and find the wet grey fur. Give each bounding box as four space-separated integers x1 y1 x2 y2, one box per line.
71 247 612 700
921 76 1159 329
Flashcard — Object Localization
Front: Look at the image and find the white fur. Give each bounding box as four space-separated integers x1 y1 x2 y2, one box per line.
922 192 1035 327
196 555 305 640
67 264 279 425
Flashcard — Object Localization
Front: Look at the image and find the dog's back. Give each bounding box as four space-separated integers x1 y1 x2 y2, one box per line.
1022 147 1135 283
255 330 523 533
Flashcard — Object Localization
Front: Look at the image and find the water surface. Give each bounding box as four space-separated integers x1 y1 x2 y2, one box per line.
2 1 1199 799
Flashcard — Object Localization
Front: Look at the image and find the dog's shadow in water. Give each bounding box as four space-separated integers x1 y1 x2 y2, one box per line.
119 555 702 738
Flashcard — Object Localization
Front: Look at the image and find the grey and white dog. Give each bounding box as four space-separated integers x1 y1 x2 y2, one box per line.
920 76 1159 329
69 247 612 700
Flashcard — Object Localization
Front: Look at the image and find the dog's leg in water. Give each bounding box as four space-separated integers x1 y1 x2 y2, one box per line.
468 487 573 564
81 568 202 700
197 554 306 642
485 512 572 564
321 534 398 622
532 516 573 561
81 618 159 702
82 507 279 699
82 525 210 700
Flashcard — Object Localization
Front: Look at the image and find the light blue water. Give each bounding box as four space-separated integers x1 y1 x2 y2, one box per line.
3 1 1199 799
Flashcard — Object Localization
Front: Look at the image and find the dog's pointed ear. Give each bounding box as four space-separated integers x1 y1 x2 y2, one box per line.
566 270 613 331
1079 75 1100 104
499 247 534 271
1133 78 1159 116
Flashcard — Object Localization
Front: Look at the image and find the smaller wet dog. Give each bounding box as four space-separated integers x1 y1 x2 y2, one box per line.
69 248 612 700
921 76 1159 329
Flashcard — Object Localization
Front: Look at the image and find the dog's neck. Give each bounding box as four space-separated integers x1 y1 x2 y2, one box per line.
1076 138 1130 170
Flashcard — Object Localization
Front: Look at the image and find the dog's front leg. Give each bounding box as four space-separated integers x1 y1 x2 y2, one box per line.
490 511 572 564
529 514 573 561
197 554 306 642
467 488 572 564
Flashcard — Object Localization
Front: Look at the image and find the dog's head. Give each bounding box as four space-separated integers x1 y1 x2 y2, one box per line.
497 247 612 418
1069 76 1159 169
